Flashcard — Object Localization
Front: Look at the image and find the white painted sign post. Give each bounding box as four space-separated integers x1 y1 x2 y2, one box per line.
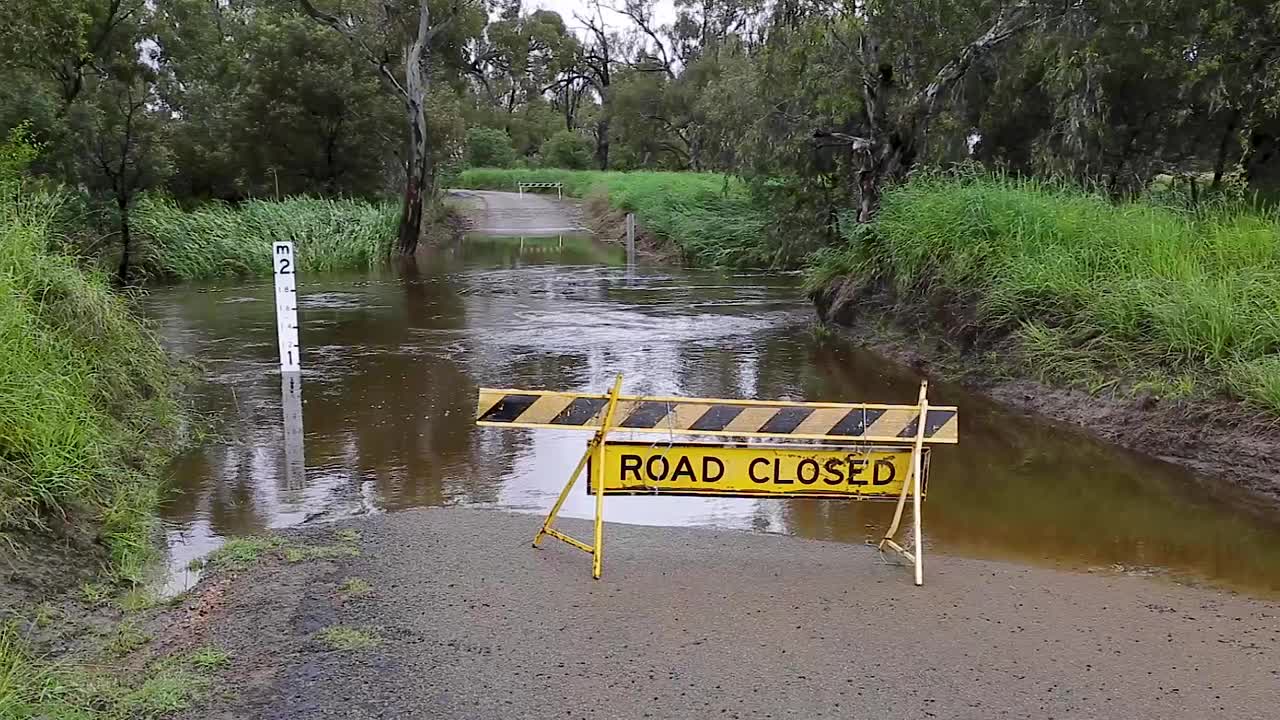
281 369 305 490
272 241 300 372
625 213 636 263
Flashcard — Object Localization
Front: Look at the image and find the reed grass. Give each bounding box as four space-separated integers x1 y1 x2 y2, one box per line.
132 195 399 281
0 185 179 579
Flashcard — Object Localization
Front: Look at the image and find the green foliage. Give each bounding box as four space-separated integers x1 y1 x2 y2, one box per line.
78 582 111 607
317 626 380 651
538 131 594 170
1228 357 1280 413
0 123 40 184
186 646 229 670
457 169 782 266
132 195 398 281
151 1 410 201
339 577 373 598
199 536 283 572
465 127 517 168
116 587 158 613
0 622 210 720
283 544 359 563
810 175 1280 414
105 622 151 658
0 186 179 576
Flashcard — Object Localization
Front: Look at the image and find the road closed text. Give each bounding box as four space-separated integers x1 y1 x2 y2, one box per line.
587 442 926 498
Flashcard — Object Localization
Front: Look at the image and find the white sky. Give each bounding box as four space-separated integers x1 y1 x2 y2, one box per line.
527 0 679 34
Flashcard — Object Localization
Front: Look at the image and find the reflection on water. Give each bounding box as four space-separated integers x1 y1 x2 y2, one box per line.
144 233 1280 596
281 371 305 490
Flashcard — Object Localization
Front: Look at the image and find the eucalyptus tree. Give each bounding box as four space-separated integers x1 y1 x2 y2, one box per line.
465 8 579 155
298 0 485 254
152 0 401 201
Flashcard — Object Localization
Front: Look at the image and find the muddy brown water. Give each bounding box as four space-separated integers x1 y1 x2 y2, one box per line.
144 233 1280 597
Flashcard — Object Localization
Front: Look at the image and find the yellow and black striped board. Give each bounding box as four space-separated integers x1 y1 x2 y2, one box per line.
475 388 958 444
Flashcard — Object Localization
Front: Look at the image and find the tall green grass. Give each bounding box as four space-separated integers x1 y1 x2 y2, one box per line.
456 169 779 266
0 185 180 579
808 175 1280 413
132 195 398 281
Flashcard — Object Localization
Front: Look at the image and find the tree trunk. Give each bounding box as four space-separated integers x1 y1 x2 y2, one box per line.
116 198 132 285
397 0 434 256
1244 130 1277 186
857 135 918 223
595 116 610 170
843 3 1040 221
1211 109 1240 192
399 135 426 255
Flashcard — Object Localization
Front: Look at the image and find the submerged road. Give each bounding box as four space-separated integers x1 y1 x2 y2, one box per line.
449 188 585 235
169 509 1279 720
149 184 1279 719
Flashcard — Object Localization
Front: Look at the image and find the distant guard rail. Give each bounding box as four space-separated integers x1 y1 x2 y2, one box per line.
517 182 563 200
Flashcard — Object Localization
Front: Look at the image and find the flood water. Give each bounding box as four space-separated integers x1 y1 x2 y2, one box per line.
145 233 1280 596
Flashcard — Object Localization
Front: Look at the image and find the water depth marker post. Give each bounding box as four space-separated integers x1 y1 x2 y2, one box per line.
273 241 305 489
273 241 300 372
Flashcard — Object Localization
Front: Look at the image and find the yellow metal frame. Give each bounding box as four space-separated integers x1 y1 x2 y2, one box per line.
877 380 930 586
532 373 624 579
530 376 936 586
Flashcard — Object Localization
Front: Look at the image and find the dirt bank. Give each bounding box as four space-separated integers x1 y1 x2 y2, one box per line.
151 508 1277 719
814 278 1280 505
579 190 684 262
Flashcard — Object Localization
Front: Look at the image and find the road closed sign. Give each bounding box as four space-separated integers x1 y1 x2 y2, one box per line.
586 442 927 499
480 376 954 584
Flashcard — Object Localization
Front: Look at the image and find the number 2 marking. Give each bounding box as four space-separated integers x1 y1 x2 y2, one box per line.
278 257 292 274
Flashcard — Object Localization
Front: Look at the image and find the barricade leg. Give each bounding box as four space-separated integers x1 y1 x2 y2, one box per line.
533 442 594 549
878 380 930 584
528 373 624 579
592 374 625 579
912 425 925 586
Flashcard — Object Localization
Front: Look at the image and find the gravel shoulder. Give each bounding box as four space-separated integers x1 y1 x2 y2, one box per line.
158 508 1279 720
448 189 585 235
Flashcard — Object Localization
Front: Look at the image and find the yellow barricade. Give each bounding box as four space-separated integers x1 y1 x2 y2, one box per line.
475 376 956 586
586 442 927 499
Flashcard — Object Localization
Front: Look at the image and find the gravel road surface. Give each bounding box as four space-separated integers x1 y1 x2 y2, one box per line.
164 508 1279 720
450 189 584 235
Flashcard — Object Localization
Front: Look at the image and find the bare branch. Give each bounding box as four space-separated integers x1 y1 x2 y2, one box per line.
811 131 875 152
913 2 1045 120
608 1 673 77
297 0 409 99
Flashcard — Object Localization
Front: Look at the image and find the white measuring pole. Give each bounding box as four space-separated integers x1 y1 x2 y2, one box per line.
625 213 636 263
273 241 300 372
281 369 305 490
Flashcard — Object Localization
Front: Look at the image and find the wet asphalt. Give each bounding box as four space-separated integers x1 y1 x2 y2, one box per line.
450 189 584 235
166 508 1279 720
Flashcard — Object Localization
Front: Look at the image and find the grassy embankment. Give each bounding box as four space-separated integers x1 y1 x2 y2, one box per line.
455 168 777 266
132 195 400 281
807 175 1280 415
1 188 180 578
1 184 207 715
